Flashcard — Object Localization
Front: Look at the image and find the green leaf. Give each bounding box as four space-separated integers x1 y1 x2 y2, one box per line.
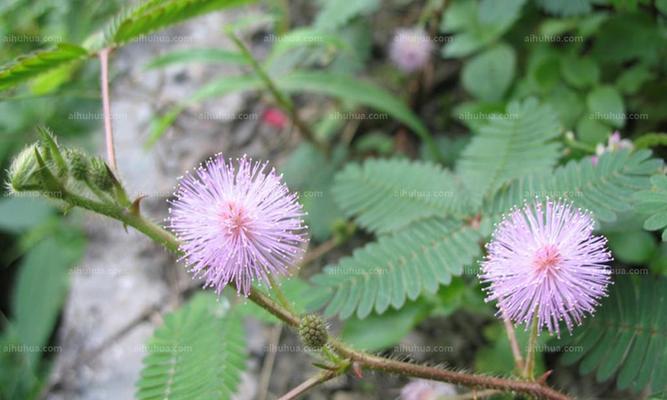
310 218 482 319
264 28 348 69
277 71 438 158
136 293 246 400
103 0 256 47
607 230 657 264
13 235 84 366
0 43 88 92
561 56 599 89
145 48 248 69
576 116 610 145
457 98 562 204
332 158 472 234
314 0 379 31
635 174 667 241
535 0 592 16
441 0 525 58
341 301 430 351
281 143 347 241
462 43 516 101
0 197 53 233
586 85 625 128
557 276 667 395
486 150 663 223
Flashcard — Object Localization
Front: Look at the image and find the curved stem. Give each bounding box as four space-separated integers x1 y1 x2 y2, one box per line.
59 194 571 400
278 370 339 400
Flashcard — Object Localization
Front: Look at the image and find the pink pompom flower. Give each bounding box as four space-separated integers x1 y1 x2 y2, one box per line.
389 27 433 73
168 154 308 296
480 199 612 337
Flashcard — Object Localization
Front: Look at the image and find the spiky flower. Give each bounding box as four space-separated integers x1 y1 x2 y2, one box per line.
400 379 457 400
298 314 328 349
389 27 433 73
479 199 612 337
168 154 308 296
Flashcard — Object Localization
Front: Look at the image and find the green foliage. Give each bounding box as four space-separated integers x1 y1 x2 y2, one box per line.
535 0 592 16
461 43 516 101
102 0 256 47
136 293 246 400
311 218 482 319
281 143 347 241
145 48 248 69
332 158 471 233
486 150 663 223
341 300 430 351
586 86 625 128
557 276 667 395
0 197 53 233
0 43 88 92
634 175 667 241
634 133 667 150
457 99 562 204
440 0 525 58
314 0 379 31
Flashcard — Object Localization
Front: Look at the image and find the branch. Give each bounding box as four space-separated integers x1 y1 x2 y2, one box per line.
56 193 571 400
99 48 117 171
278 370 339 400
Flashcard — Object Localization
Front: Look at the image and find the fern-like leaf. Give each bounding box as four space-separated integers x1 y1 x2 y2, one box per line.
486 150 663 223
102 0 255 47
310 218 482 319
557 276 667 395
0 44 88 92
333 158 472 233
634 174 667 241
457 98 562 204
136 293 246 400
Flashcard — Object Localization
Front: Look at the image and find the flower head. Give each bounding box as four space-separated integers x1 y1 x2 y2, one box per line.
400 379 456 400
479 199 612 336
169 154 308 296
389 27 433 73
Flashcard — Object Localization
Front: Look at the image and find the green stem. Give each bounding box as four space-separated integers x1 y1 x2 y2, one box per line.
266 273 294 313
56 190 571 400
227 31 328 153
523 312 540 380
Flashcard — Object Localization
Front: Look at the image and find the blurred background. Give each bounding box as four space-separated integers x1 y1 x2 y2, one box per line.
1 0 666 399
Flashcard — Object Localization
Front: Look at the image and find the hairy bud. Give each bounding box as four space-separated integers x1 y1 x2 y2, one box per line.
90 157 114 191
64 148 89 181
298 314 328 349
7 144 42 192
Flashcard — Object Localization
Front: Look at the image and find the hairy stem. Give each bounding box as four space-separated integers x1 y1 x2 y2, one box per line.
99 48 117 171
524 312 540 380
60 194 571 400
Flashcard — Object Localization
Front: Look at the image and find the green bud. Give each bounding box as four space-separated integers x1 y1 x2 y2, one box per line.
90 157 114 191
7 144 42 192
298 314 328 350
64 148 89 181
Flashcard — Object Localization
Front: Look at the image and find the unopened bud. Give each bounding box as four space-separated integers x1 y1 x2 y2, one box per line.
298 314 328 350
90 157 114 191
64 148 89 181
7 144 42 192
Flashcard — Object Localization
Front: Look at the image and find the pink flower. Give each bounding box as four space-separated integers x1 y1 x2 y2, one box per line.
400 379 456 400
262 107 288 130
389 27 433 73
480 200 612 337
168 154 308 296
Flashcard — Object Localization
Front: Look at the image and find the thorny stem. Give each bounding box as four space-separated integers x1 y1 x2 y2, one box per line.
227 31 328 154
524 312 540 380
60 194 572 400
99 48 117 171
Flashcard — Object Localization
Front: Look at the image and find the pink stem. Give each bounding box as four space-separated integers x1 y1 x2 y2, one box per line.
99 48 117 171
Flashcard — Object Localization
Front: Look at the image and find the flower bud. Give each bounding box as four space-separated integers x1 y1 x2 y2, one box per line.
64 148 89 181
90 157 114 191
298 314 328 350
7 144 42 192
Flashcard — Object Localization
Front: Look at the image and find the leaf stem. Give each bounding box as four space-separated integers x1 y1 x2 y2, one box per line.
523 312 540 380
501 308 525 372
227 31 327 153
99 48 117 171
277 370 339 400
